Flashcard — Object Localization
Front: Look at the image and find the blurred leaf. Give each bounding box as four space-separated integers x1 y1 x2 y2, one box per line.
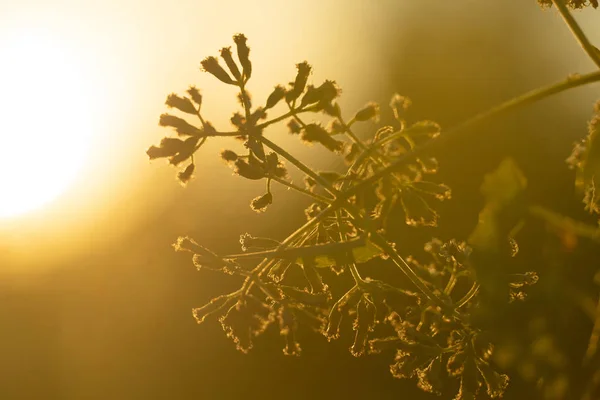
296 239 382 268
468 158 527 253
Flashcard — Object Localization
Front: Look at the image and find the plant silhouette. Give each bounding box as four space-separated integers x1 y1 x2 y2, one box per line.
147 2 600 398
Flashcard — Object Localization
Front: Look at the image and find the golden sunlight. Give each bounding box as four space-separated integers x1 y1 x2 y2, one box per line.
0 30 93 218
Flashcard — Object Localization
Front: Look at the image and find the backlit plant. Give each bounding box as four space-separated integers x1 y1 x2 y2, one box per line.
147 1 600 398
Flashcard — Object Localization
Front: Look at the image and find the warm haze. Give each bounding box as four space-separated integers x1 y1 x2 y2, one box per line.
1 1 600 400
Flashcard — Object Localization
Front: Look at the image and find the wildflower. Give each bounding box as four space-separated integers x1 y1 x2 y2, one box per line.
233 33 252 80
301 123 344 152
287 119 302 134
327 118 345 135
230 112 246 129
200 56 236 85
239 233 280 252
234 159 266 180
389 93 411 121
165 93 197 115
299 80 340 108
177 163 195 185
265 85 286 109
350 294 377 357
146 136 199 166
186 86 202 107
158 113 202 136
167 136 199 166
192 294 237 324
146 137 184 160
220 47 241 82
220 149 238 162
278 306 301 356
353 102 380 122
219 295 275 353
286 61 311 102
250 192 273 212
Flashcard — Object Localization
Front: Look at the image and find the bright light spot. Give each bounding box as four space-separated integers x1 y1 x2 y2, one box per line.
0 31 93 218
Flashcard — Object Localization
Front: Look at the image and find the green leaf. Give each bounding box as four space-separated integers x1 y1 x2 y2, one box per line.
297 239 383 268
480 158 527 207
468 158 527 253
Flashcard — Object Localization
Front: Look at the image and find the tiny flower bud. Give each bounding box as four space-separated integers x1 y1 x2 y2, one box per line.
165 93 197 115
322 101 341 117
327 118 345 135
220 149 238 162
287 119 302 134
233 33 252 80
390 93 411 120
286 61 311 102
230 112 246 129
353 102 380 122
158 113 202 136
146 145 166 160
220 47 242 82
264 152 287 178
200 56 236 85
168 136 199 166
301 123 343 152
234 159 266 180
239 233 280 251
173 236 205 253
265 85 286 109
177 163 195 185
247 108 267 127
298 80 340 109
299 85 319 107
192 294 236 324
186 86 203 107
146 137 186 160
250 192 273 212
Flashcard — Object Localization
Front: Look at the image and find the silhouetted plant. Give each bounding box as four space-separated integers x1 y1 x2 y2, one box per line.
148 2 600 399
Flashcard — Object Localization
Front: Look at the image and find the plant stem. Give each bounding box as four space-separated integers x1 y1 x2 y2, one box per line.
529 205 600 243
259 135 340 197
260 127 457 314
455 283 480 309
552 0 600 69
342 70 600 201
271 176 332 203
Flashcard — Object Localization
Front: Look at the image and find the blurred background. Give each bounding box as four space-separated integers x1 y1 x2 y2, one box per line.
0 0 599 398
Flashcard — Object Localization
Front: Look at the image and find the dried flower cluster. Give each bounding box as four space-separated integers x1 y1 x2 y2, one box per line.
146 32 552 399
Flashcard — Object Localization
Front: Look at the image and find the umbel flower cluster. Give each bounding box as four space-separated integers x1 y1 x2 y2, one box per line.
146 33 543 400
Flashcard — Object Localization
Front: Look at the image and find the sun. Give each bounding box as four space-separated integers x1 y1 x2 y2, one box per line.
0 31 93 218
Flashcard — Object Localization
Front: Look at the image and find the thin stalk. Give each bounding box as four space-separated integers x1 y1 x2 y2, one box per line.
335 209 365 285
271 176 332 203
455 283 480 309
342 70 600 201
225 236 366 261
444 272 458 295
552 0 600 69
259 135 340 197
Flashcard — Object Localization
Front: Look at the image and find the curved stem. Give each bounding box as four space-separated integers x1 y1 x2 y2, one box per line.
341 70 600 201
271 176 332 203
444 272 458 295
455 283 480 309
552 0 600 69
259 135 340 197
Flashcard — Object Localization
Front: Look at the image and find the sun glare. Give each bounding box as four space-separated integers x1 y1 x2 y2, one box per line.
0 31 93 218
